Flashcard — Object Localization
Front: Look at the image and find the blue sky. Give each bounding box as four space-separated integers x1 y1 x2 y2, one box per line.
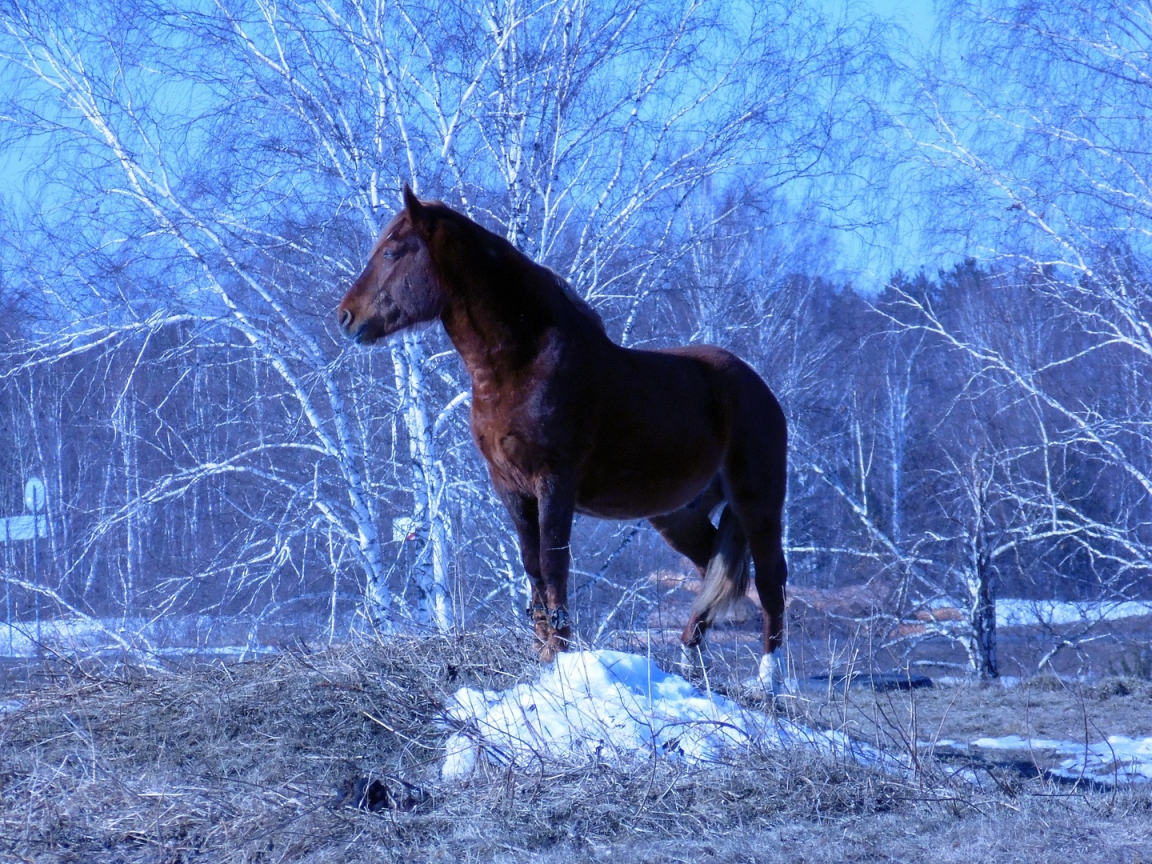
862 0 936 45
828 0 944 288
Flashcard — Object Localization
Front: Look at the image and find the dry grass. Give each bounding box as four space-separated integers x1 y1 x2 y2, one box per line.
1 630 1150 863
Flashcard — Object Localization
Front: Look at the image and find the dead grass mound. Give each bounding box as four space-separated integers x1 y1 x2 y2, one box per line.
1 630 1150 863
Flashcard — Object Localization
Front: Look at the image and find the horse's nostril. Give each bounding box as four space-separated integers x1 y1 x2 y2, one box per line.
339 308 354 332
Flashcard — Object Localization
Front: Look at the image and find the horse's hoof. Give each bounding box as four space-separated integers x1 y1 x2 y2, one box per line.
531 613 551 652
757 653 792 701
679 639 710 678
533 624 551 647
680 617 705 647
534 631 555 662
536 627 570 662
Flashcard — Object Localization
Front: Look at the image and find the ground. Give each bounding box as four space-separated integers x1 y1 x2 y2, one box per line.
1 631 1151 863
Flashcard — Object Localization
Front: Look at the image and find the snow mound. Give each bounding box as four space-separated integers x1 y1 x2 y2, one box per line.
441 649 901 781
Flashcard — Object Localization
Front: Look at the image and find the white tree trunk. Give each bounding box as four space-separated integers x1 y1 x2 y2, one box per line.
391 334 454 631
965 531 998 680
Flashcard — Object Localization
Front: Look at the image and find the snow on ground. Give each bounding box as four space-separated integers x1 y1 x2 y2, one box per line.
441 649 903 781
0 617 131 658
921 597 1152 628
0 616 280 661
443 651 1152 786
996 598 1152 628
931 735 1152 785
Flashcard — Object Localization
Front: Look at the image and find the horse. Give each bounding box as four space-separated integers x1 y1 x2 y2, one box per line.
337 186 790 693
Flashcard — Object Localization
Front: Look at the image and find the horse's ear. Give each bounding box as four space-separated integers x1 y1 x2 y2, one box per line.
403 184 428 230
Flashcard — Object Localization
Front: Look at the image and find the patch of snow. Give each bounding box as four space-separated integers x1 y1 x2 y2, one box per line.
0 615 289 661
997 599 1152 628
928 734 1152 785
0 617 132 658
972 734 1072 751
923 597 1152 629
441 649 904 781
0 699 23 714
1052 737 1152 784
928 738 962 750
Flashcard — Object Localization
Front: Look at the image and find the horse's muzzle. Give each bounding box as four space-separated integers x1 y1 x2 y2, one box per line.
339 307 374 343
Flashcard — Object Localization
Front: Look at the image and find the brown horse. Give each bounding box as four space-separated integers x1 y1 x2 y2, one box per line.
338 187 790 692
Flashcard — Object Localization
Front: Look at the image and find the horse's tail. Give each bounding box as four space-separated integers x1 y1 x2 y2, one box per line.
688 503 751 632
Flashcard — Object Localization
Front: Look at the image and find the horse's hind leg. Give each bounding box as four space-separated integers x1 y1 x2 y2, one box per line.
724 490 787 694
648 478 723 574
752 528 788 694
722 395 789 695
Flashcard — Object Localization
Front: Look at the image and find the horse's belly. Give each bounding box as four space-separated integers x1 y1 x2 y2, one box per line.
575 445 722 519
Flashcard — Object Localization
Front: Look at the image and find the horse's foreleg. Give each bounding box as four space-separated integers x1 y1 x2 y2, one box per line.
501 492 551 650
536 475 576 662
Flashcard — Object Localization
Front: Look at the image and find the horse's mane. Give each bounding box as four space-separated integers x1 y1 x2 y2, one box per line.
431 202 606 334
546 268 606 334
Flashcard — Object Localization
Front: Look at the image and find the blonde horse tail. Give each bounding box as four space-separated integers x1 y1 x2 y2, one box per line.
686 504 751 638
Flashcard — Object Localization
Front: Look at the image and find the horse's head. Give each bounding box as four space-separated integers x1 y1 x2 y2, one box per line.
338 185 446 345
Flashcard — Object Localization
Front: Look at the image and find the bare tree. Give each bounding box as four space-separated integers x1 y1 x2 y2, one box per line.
0 0 871 643
851 0 1152 672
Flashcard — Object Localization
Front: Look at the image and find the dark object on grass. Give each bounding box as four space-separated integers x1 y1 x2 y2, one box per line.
336 775 429 812
337 186 790 693
336 776 390 811
809 672 934 692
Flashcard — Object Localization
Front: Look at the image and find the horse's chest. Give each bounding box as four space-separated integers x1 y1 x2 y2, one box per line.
471 400 549 490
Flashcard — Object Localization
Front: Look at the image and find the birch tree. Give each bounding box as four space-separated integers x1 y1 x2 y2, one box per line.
0 0 872 638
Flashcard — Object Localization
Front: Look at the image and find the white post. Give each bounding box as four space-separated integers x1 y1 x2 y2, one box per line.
1 479 48 653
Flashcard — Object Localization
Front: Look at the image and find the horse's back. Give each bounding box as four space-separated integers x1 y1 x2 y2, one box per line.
654 344 785 434
572 341 783 519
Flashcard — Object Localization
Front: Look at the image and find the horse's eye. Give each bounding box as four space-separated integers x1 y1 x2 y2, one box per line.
381 249 399 260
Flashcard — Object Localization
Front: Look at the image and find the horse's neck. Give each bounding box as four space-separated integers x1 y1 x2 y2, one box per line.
440 270 552 388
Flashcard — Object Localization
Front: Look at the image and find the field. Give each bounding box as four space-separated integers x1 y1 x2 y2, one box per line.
2 629 1151 864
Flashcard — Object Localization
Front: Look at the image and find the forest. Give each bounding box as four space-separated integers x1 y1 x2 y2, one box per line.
1 0 1149 681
